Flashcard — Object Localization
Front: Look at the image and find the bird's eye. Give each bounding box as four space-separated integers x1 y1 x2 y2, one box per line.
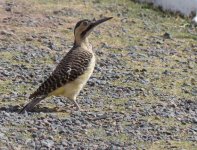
83 21 88 26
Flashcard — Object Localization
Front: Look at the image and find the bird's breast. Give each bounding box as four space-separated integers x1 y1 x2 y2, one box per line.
50 54 96 100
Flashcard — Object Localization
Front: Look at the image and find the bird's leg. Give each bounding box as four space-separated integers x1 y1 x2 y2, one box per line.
73 99 82 111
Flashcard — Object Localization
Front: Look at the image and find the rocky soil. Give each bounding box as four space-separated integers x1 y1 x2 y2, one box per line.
0 0 197 149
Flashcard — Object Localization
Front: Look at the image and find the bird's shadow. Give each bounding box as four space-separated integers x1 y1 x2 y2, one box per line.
0 105 65 113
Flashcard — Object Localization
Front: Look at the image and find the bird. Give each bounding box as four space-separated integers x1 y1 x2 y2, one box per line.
19 17 113 113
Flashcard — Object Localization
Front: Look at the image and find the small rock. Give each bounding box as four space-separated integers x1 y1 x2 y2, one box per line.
163 32 172 39
192 118 197 123
5 6 11 11
188 62 194 69
41 139 54 148
26 36 34 41
1 30 14 36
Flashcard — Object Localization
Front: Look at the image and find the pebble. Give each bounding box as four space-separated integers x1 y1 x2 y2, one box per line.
41 139 54 148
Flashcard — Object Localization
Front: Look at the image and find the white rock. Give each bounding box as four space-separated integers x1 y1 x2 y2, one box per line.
138 0 197 16
192 11 197 24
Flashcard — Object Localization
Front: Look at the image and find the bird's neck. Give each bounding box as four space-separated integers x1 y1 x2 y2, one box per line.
74 38 92 52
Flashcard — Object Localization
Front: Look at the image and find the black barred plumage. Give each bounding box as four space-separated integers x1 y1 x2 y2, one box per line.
19 17 112 113
29 49 93 99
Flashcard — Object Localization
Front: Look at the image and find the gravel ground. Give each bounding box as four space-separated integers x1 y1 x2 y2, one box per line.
0 0 197 149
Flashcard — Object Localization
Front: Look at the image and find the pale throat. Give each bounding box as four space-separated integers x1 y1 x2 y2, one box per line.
75 37 92 52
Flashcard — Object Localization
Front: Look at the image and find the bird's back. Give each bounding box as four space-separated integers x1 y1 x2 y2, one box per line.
29 46 94 100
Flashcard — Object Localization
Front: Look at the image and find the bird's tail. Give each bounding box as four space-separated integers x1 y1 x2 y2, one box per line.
19 96 46 114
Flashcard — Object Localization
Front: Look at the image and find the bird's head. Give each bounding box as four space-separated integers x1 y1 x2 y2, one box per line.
74 17 113 46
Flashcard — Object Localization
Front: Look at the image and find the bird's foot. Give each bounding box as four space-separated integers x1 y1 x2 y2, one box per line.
73 100 83 111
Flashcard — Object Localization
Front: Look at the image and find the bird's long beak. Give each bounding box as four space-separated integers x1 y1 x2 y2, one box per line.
80 17 113 38
91 17 113 28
